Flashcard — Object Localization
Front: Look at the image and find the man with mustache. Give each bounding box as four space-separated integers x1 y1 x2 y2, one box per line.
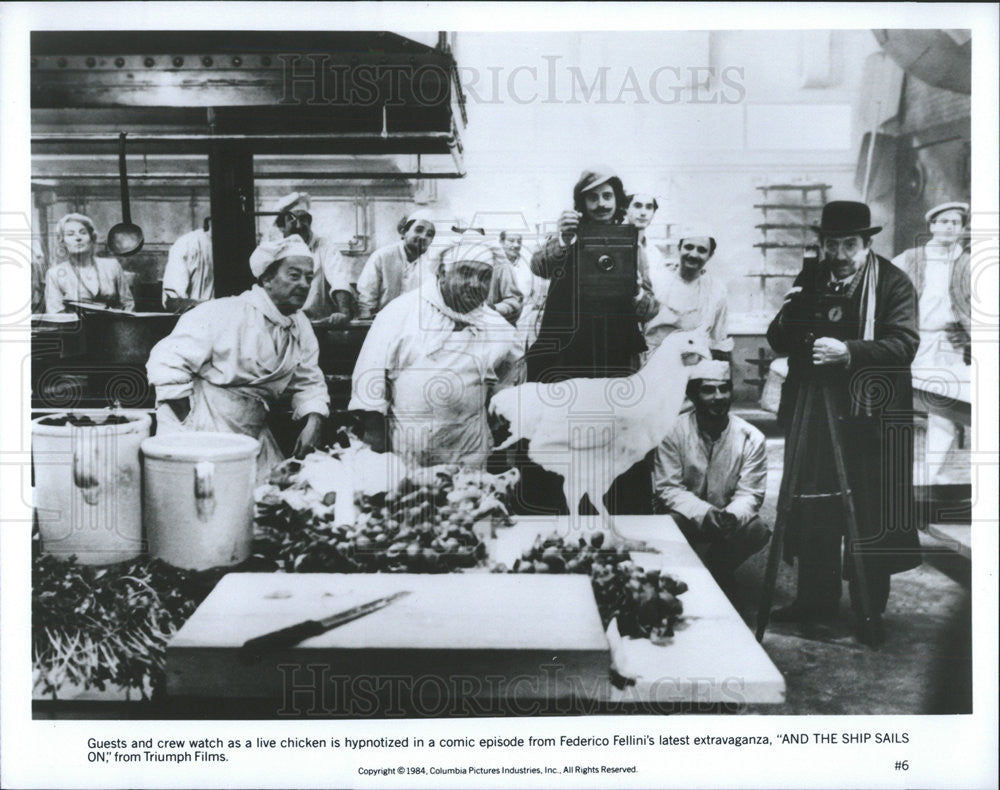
271 195 356 327
519 167 658 515
147 236 329 484
644 228 733 360
349 239 522 469
653 359 770 597
766 200 920 645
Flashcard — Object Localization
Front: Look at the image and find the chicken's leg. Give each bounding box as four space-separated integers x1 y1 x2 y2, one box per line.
588 487 659 554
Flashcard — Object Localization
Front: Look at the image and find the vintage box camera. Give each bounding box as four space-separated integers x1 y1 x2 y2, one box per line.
575 223 638 314
785 290 857 367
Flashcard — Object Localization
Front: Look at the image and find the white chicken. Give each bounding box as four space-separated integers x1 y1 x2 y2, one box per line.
488 329 712 549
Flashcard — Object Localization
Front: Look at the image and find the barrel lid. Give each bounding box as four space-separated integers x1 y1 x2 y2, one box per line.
142 431 261 462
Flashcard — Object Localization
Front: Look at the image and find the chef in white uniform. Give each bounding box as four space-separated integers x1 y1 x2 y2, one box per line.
644 227 733 360
146 236 329 483
162 218 214 312
272 192 357 325
355 208 438 318
892 201 971 484
349 237 523 469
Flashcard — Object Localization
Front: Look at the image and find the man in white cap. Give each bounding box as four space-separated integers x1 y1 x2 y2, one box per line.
146 235 329 483
162 217 213 313
272 192 356 325
644 227 733 360
892 201 971 484
355 208 437 318
653 358 770 595
349 237 522 469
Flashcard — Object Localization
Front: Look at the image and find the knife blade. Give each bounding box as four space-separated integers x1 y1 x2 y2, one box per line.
239 590 412 659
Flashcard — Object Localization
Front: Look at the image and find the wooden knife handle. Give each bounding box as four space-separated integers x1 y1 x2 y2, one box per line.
240 619 326 659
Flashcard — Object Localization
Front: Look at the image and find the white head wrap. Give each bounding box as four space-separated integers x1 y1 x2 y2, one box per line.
249 236 314 278
437 238 504 272
689 359 731 381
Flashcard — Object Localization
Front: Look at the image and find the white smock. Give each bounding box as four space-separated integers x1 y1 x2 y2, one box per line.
161 228 214 306
349 281 522 469
302 234 355 319
893 242 969 484
146 285 330 483
653 411 767 527
644 269 733 356
355 241 435 317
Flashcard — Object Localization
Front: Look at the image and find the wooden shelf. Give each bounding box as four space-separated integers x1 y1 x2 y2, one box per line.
755 183 832 191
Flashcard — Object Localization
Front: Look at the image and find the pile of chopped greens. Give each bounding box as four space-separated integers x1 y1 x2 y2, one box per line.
31 547 219 699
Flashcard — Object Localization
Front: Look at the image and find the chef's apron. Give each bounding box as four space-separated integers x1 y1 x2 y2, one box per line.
388 336 495 470
155 378 284 486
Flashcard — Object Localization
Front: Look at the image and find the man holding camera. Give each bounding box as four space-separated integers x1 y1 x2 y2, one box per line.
518 167 658 515
527 167 658 379
766 200 920 644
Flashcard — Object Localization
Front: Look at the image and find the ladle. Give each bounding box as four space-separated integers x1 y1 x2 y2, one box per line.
106 132 144 256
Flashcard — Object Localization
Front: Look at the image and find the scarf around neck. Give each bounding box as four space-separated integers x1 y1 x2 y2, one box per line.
418 280 498 353
852 250 879 416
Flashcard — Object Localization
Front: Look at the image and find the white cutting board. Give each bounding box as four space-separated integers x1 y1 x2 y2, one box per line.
166 573 610 705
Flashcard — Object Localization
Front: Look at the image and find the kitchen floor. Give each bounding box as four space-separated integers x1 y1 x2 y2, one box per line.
730 438 972 715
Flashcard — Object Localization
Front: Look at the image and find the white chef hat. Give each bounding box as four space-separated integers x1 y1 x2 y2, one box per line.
397 207 436 234
437 238 504 272
676 224 715 242
689 359 731 381
249 236 314 278
273 192 311 213
924 201 969 224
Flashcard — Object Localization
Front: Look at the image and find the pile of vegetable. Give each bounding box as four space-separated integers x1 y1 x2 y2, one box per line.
493 530 688 642
31 549 218 698
252 445 519 573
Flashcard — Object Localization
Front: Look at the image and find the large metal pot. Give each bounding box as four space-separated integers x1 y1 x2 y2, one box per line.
72 303 178 365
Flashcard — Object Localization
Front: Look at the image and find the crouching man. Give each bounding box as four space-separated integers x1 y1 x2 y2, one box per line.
653 359 771 594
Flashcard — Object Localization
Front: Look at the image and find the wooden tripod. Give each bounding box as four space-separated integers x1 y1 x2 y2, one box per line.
755 373 881 646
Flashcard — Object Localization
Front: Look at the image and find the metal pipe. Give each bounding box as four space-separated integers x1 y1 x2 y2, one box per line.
32 131 457 143
34 171 465 180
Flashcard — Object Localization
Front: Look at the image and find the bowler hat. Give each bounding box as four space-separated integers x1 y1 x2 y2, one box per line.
812 200 882 237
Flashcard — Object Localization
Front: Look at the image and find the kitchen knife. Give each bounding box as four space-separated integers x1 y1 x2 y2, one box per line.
239 590 412 659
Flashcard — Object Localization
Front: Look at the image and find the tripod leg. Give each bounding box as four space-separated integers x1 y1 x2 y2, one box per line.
821 385 881 646
755 380 815 642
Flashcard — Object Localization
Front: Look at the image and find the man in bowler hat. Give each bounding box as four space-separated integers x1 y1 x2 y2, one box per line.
766 200 920 645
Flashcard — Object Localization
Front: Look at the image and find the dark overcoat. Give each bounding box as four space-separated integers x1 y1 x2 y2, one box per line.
515 233 657 515
525 233 655 382
767 254 922 577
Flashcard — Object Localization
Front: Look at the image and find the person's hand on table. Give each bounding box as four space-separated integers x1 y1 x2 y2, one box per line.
315 312 351 328
293 413 324 458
